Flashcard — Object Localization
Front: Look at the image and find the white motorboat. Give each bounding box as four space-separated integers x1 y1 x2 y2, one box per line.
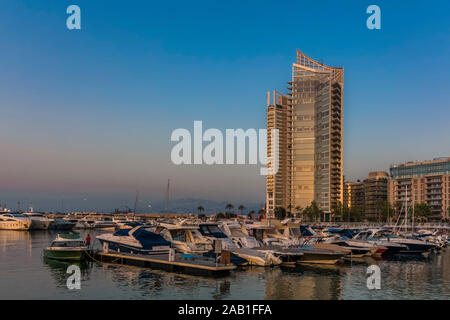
97 226 172 255
221 222 302 266
0 213 32 230
151 223 212 254
22 208 52 230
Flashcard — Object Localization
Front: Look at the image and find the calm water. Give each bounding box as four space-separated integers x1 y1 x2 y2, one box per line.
1 229 449 300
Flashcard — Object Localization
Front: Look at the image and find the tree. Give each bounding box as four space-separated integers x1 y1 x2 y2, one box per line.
197 206 205 215
274 207 287 220
375 199 387 222
257 209 265 220
303 201 322 222
216 212 225 219
286 205 293 217
350 207 362 222
414 202 431 221
225 203 234 214
331 202 343 222
311 201 323 222
238 205 245 215
380 201 393 223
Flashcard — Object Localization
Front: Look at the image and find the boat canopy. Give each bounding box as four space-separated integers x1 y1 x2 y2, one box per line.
199 224 228 239
133 228 171 248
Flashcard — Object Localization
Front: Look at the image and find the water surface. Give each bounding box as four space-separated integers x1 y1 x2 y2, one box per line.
0 230 449 299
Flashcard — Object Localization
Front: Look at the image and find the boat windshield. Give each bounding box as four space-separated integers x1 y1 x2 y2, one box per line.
52 241 85 247
12 214 27 218
354 232 369 240
199 225 227 238
170 229 186 242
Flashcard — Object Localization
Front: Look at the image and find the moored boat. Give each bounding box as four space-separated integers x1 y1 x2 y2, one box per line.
23 209 52 230
43 232 88 261
97 226 171 255
0 213 32 230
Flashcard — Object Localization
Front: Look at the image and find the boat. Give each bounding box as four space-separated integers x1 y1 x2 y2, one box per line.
239 222 306 266
73 217 96 229
43 232 88 261
352 229 408 256
220 221 262 248
220 222 283 266
326 228 387 257
22 208 52 230
92 218 117 230
296 244 347 265
367 229 436 255
48 218 76 230
151 223 212 254
0 213 32 230
96 226 171 255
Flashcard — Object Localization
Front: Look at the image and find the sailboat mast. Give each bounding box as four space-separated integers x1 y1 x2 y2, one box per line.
405 185 408 232
164 179 170 213
133 190 139 217
412 187 415 234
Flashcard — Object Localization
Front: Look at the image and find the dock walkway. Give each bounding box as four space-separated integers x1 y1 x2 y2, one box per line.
92 251 236 277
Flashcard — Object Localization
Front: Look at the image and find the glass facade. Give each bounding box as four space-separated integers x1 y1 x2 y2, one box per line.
390 159 450 179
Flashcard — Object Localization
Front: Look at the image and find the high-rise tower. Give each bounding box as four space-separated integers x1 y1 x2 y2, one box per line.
266 50 343 217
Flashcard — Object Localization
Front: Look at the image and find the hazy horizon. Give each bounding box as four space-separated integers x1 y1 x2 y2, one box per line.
1 1 450 211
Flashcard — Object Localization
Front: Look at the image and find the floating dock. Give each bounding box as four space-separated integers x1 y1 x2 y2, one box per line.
92 251 236 277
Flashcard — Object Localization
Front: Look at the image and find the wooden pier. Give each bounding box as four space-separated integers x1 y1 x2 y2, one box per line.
92 251 236 277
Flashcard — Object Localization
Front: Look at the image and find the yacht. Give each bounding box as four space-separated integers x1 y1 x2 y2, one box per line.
48 218 76 230
363 229 436 255
234 222 305 266
96 225 171 255
198 222 282 266
151 223 212 254
352 229 408 255
73 217 96 229
220 222 283 266
92 217 117 230
220 222 262 248
326 228 387 257
22 208 52 230
0 213 32 230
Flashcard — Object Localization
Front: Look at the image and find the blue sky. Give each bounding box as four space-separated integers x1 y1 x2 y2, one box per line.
1 0 449 211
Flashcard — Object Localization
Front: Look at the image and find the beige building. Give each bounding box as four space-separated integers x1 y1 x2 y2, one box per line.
388 158 450 221
343 181 365 213
266 50 344 217
364 171 389 221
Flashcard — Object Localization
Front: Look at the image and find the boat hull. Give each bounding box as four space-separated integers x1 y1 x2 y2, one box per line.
98 239 170 256
43 248 86 261
0 221 31 230
297 249 344 265
29 219 52 230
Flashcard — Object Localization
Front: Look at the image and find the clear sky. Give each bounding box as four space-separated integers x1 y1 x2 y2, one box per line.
1 0 449 211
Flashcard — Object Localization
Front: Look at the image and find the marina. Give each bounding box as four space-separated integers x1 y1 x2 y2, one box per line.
0 213 449 299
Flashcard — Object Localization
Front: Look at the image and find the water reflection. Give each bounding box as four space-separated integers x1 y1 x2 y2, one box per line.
0 229 449 299
43 258 92 289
